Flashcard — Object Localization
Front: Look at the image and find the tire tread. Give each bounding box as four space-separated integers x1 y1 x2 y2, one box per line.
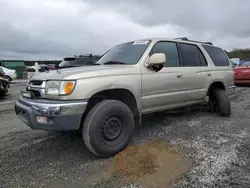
82 100 134 157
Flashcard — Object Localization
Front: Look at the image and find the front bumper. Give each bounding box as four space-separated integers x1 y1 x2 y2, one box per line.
15 97 88 131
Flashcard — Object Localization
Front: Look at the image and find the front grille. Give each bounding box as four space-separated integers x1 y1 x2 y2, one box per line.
28 89 42 98
26 80 45 99
29 80 43 86
26 79 45 99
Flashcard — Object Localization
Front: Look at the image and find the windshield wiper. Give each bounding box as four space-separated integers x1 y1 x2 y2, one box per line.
103 61 126 65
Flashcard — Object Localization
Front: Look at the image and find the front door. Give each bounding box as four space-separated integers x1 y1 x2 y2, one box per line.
141 41 187 113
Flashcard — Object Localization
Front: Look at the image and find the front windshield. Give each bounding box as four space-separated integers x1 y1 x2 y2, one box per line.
239 61 250 67
97 40 151 65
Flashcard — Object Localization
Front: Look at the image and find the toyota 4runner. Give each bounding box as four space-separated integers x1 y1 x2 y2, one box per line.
15 37 236 157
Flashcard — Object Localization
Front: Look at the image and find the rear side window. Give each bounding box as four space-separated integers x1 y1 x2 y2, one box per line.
202 45 229 66
179 43 207 67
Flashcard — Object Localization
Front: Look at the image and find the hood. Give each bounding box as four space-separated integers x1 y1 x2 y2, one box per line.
0 66 15 73
30 65 140 81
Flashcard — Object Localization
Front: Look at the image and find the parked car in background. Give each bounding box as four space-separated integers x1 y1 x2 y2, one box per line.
39 64 57 72
230 58 240 67
0 68 8 80
234 60 250 85
238 59 250 67
0 66 17 82
0 68 9 97
25 66 36 72
230 60 237 68
0 60 25 79
58 54 102 68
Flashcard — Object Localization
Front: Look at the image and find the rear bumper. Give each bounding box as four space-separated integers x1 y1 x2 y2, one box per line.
15 97 88 131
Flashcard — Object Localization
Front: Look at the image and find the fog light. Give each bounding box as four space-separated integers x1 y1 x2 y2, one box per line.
36 116 48 124
22 92 31 98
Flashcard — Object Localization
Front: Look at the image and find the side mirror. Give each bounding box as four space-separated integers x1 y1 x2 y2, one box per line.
147 53 166 66
146 53 166 71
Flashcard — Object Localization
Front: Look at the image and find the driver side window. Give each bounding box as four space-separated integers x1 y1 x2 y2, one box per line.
149 41 180 67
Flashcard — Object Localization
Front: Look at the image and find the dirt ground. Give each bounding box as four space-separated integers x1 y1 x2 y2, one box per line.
1 82 250 188
83 140 193 188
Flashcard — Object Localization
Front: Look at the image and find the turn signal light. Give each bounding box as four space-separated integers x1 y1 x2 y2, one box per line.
64 81 74 94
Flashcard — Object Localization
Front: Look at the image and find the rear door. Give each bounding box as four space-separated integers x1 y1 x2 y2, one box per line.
178 43 210 102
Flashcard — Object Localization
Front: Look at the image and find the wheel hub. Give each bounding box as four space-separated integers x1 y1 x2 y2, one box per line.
102 116 122 141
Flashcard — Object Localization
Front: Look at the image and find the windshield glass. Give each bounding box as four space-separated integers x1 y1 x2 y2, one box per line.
59 57 99 67
239 61 250 67
97 40 151 65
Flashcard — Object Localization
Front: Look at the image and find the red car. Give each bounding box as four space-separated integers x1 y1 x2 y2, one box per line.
234 60 250 85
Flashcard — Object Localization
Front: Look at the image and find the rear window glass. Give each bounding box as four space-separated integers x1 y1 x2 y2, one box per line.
202 45 229 66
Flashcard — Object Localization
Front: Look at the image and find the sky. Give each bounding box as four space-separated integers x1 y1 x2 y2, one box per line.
0 0 249 60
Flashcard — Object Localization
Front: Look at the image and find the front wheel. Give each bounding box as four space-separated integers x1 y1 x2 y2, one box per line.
82 100 135 157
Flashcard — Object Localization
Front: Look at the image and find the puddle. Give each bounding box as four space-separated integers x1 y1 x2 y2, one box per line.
86 140 193 188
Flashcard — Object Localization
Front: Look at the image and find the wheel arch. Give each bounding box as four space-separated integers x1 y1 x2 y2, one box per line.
80 88 140 130
206 81 225 97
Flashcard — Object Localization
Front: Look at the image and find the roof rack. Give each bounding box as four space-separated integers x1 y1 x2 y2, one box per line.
174 37 213 45
75 54 102 58
174 37 188 40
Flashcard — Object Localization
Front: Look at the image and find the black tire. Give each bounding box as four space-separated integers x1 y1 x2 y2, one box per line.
82 100 135 157
209 88 231 117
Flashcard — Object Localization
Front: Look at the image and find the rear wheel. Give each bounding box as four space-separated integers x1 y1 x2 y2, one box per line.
82 100 135 157
209 88 231 117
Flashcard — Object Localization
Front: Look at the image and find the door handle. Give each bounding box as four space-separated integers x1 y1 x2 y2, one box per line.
177 74 183 78
207 73 212 76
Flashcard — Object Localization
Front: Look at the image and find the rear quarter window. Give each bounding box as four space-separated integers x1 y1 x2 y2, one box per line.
202 45 229 66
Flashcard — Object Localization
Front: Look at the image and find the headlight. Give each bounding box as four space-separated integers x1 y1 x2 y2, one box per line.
45 80 76 95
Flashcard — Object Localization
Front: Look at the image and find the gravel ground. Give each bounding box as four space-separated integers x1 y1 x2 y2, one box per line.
0 84 250 188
